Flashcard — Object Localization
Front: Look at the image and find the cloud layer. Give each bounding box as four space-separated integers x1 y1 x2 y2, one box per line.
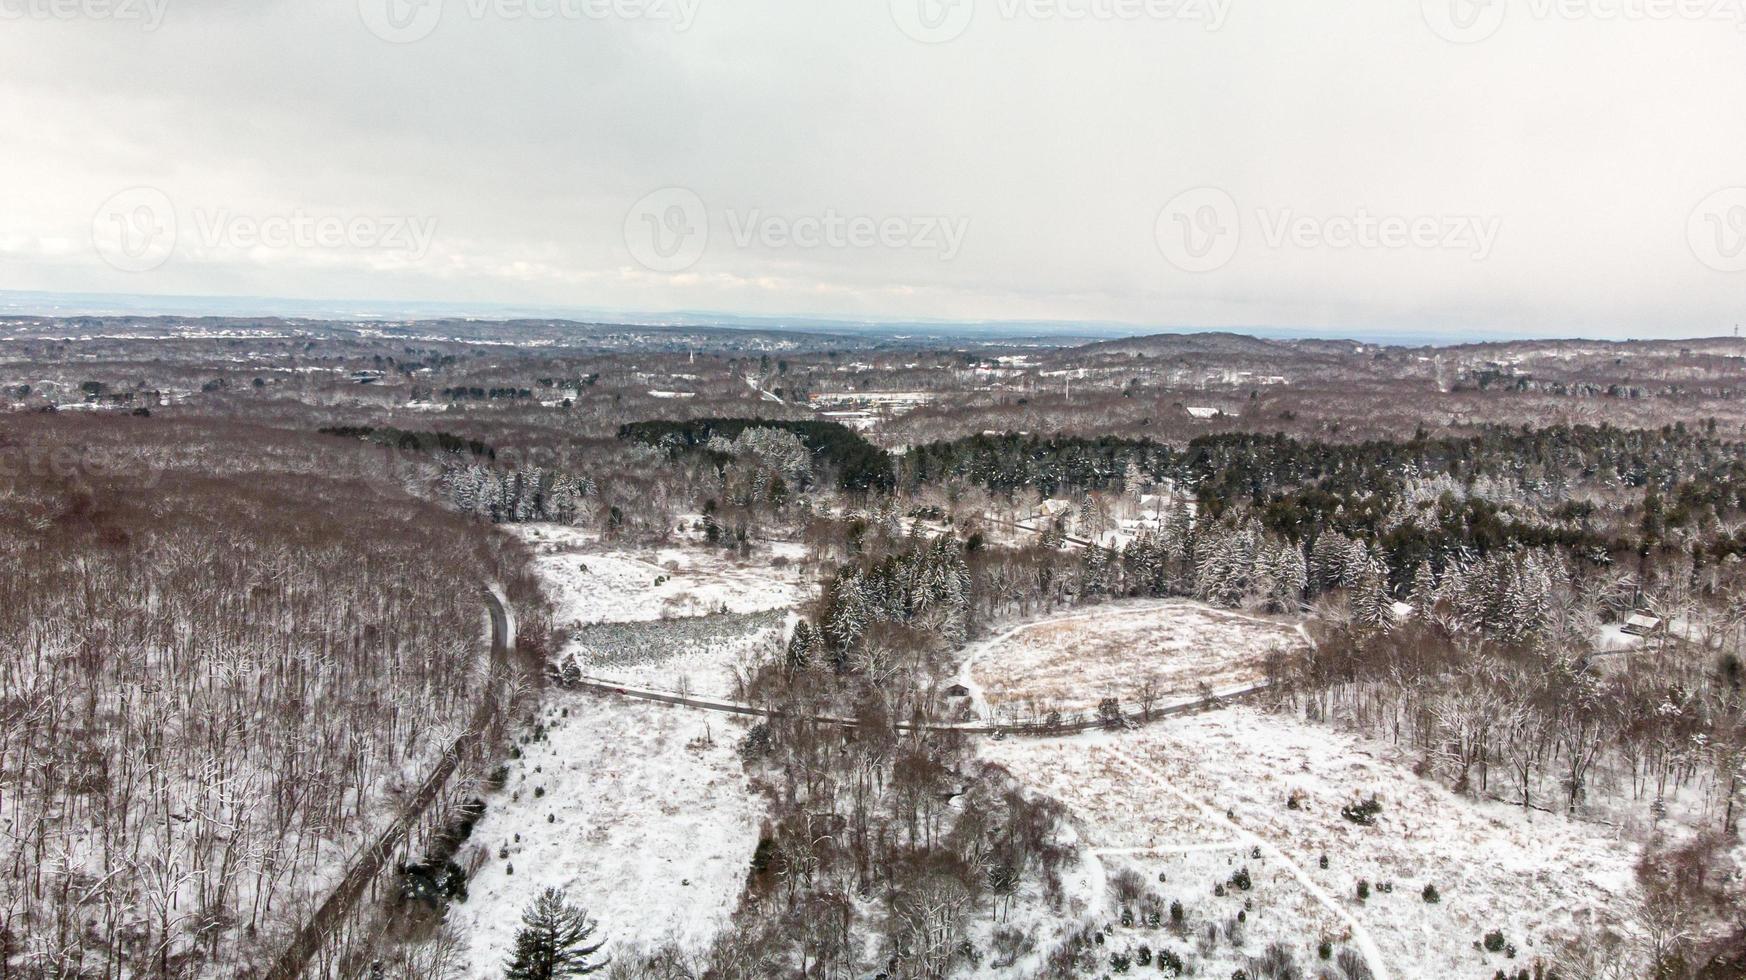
2 0 1744 337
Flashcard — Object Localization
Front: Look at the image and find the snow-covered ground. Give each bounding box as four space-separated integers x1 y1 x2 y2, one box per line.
445 527 802 970
981 707 1645 978
511 524 808 624
447 693 761 972
961 600 1305 719
566 608 790 699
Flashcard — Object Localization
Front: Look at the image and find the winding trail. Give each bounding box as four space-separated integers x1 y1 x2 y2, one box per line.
1099 742 1393 980
564 673 1268 736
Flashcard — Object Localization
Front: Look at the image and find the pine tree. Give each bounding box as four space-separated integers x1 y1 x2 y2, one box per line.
1268 542 1307 613
1349 548 1395 632
505 888 606 979
786 620 816 672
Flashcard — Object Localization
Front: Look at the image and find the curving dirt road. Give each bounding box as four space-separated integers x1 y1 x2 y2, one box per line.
260 586 514 980
563 673 1267 737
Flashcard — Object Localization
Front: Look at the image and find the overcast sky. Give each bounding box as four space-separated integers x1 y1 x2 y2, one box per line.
1 0 1743 338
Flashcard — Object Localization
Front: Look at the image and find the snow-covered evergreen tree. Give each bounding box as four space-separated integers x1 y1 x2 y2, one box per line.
505 887 606 979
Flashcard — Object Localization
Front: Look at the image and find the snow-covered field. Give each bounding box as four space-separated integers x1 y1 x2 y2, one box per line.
566 608 789 699
445 526 800 970
446 693 761 973
962 600 1305 718
981 708 1645 978
511 524 808 624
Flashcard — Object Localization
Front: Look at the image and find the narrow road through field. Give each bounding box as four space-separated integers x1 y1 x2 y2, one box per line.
1099 743 1393 980
564 674 1266 736
261 585 514 980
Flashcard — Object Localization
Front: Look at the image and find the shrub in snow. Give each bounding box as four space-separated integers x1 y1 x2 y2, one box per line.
1136 945 1152 966
1170 900 1185 926
1111 951 1132 973
1318 854 1329 870
1483 930 1507 953
1229 867 1252 891
1340 796 1383 826
1249 942 1299 980
396 859 467 909
1318 941 1332 960
989 927 1034 969
1355 880 1370 901
1422 883 1440 903
739 723 773 762
1157 948 1186 975
1336 948 1374 980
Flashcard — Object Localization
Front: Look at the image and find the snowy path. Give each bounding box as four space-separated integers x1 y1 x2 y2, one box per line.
1099 743 1394 980
568 672 1267 735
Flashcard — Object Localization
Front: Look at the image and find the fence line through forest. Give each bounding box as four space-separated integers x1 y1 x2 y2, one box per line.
260 586 515 980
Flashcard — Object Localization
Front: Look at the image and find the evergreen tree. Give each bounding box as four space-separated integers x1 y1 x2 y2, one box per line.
1267 542 1307 612
505 887 606 979
1349 547 1395 632
786 620 816 671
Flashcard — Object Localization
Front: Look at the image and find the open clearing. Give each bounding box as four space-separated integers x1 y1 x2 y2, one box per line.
511 524 809 624
963 600 1305 719
445 694 760 974
445 526 792 970
981 707 1644 978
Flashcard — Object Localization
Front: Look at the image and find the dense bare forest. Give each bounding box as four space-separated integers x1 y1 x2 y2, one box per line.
4 320 1746 979
0 413 546 978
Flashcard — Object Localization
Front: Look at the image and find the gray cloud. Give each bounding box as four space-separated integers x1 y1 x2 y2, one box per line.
2 0 1744 337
